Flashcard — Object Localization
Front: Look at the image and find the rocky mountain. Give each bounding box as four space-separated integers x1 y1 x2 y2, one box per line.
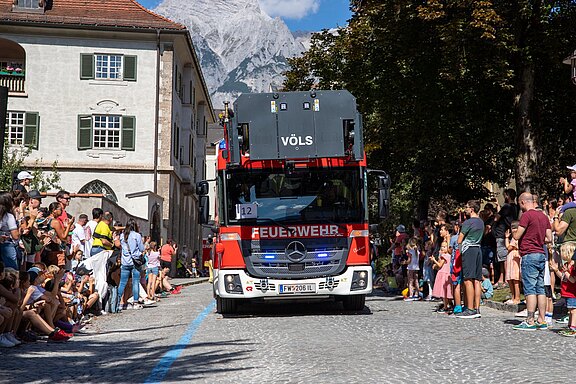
153 0 307 107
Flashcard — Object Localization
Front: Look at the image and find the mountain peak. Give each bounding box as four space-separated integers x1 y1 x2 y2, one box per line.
154 0 305 105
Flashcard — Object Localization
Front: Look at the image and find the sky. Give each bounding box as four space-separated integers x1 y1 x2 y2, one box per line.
137 0 352 32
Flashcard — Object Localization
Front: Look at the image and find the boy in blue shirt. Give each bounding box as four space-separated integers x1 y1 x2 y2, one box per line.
481 267 494 301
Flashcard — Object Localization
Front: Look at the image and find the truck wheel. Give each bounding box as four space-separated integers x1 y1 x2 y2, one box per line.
342 294 366 311
216 296 237 314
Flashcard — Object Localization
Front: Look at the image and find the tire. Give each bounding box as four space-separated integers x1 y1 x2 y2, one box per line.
342 294 366 311
216 296 237 314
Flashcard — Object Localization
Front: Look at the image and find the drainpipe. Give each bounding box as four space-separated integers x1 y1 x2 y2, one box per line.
154 29 161 194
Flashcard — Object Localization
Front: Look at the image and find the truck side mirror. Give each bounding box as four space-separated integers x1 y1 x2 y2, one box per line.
196 181 209 196
199 195 210 224
377 174 391 220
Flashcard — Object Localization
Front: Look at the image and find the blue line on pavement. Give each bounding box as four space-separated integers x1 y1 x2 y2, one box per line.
144 300 216 384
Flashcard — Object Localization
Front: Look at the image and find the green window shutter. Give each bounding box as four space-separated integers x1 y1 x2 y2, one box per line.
78 115 93 150
24 112 39 150
121 115 136 151
123 56 137 81
80 54 94 80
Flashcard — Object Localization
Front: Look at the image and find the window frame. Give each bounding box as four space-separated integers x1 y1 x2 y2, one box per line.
94 54 123 81
93 114 122 149
6 111 25 146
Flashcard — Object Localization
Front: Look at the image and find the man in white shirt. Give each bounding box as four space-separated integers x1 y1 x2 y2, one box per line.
71 214 89 259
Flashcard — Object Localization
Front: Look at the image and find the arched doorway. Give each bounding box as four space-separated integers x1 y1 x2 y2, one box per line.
150 204 161 243
0 38 26 93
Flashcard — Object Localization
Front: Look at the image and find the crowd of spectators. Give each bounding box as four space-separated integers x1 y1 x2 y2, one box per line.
381 165 576 334
0 171 193 346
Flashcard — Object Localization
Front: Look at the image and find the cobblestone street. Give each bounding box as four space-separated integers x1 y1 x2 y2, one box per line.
1 283 572 383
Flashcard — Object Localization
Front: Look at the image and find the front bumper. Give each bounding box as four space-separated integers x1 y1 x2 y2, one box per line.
214 266 372 299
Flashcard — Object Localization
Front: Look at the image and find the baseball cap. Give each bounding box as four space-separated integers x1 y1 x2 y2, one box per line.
28 190 42 200
28 267 42 283
17 171 33 180
396 224 406 233
567 164 576 172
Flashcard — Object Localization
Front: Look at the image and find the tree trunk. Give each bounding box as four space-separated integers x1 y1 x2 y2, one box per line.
514 61 539 194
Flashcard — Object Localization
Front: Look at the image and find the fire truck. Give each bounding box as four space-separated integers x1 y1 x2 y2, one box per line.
197 90 390 314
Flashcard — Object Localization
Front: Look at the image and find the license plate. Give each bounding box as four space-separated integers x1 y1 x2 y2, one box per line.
279 283 316 294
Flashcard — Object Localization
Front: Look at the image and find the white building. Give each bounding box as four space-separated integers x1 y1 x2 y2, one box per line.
0 0 215 252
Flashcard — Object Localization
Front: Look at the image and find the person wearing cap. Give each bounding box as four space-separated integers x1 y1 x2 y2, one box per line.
561 165 576 201
388 224 408 270
12 171 33 193
480 267 493 301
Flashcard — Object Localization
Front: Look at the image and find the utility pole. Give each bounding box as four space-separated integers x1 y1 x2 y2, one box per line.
0 86 8 167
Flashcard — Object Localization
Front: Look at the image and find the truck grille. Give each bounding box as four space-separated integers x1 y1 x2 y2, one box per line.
242 238 348 279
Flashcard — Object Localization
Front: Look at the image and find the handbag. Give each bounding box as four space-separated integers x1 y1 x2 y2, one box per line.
132 255 145 268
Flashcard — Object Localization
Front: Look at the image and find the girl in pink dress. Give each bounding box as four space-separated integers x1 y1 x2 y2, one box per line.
430 242 454 312
505 221 521 305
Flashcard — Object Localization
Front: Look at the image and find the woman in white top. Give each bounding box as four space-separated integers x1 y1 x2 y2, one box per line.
0 193 20 270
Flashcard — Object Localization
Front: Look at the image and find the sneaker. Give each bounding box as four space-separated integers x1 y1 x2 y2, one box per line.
472 309 481 319
557 315 569 325
403 297 415 302
545 316 554 327
453 305 463 314
436 307 446 314
0 335 16 348
48 330 70 342
536 321 548 330
424 296 432 301
131 303 144 310
558 328 576 337
142 299 156 306
514 309 539 318
455 308 478 319
4 333 21 346
513 321 538 331
515 309 527 317
171 286 182 294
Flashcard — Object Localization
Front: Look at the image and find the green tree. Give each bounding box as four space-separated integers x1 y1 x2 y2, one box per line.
284 0 576 219
0 142 61 192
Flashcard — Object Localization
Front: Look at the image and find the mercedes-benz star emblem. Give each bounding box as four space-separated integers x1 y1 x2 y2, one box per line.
285 241 307 262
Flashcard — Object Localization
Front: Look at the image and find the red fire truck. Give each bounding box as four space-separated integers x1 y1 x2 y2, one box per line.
197 90 390 314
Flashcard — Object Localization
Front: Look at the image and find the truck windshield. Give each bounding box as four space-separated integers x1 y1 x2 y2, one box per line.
224 168 364 225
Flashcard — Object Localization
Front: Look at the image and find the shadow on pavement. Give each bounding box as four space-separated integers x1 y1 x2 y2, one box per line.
222 299 373 318
0 338 257 383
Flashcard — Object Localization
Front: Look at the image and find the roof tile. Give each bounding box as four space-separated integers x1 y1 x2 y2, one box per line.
0 0 186 30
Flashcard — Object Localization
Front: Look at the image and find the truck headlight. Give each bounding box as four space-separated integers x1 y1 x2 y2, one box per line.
351 270 369 291
224 274 243 294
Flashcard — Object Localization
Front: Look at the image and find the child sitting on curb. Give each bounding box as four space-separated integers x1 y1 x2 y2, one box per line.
481 268 493 303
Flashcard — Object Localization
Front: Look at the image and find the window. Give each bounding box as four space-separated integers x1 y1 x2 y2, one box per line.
80 54 137 81
16 0 40 8
173 122 180 159
95 54 122 80
189 134 194 166
94 115 121 148
77 114 135 151
6 112 24 145
5 111 39 148
78 180 118 202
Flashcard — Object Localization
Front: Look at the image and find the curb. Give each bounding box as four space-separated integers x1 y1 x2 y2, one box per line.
484 300 525 313
176 278 210 287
